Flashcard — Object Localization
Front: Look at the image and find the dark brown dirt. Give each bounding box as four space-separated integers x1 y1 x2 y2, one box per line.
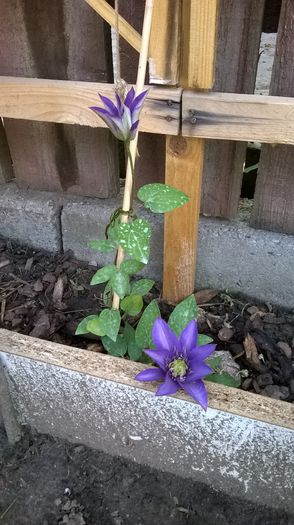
0 237 293 402
0 427 293 525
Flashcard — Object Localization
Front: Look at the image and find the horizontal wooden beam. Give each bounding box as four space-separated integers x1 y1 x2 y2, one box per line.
84 0 142 52
0 77 182 136
183 91 294 145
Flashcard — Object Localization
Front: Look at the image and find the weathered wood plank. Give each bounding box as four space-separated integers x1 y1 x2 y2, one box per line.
84 0 142 52
0 0 119 198
163 137 204 302
0 121 13 184
163 0 219 302
182 91 294 145
0 77 182 136
149 0 181 85
180 0 219 89
251 0 294 234
201 0 265 218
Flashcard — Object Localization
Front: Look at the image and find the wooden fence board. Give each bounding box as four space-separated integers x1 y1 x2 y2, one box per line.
251 0 294 234
182 91 294 145
0 77 182 136
163 0 218 303
0 0 119 198
0 121 13 184
201 0 265 218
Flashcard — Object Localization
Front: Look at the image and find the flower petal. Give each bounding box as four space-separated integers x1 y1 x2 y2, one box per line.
99 94 120 117
144 348 169 370
179 319 198 355
129 120 139 140
90 107 124 140
130 89 148 122
152 318 178 353
156 373 180 396
135 368 165 382
182 380 208 410
186 363 212 381
190 344 217 363
124 87 136 108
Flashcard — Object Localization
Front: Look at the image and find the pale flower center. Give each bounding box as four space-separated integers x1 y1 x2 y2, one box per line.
169 358 188 378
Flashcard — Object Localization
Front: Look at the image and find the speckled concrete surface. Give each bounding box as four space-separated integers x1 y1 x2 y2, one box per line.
1 332 293 514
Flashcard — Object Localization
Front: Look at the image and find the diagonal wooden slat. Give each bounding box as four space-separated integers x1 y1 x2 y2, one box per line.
84 0 141 52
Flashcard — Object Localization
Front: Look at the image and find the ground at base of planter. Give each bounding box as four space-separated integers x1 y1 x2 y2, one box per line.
0 236 293 403
0 427 292 525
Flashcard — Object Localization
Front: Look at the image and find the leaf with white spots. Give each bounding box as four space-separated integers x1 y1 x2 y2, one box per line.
116 219 151 264
135 300 161 349
168 295 198 336
138 183 189 213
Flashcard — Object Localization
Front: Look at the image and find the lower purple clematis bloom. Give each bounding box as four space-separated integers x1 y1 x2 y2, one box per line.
90 86 148 142
135 318 216 410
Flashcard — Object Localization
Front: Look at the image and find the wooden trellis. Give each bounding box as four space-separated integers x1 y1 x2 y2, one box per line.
0 0 294 303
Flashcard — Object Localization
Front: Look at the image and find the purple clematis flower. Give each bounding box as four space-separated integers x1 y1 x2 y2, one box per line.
90 86 148 142
135 318 216 410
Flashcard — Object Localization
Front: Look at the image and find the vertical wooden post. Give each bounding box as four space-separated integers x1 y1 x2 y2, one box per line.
251 0 294 234
163 0 219 303
0 121 13 184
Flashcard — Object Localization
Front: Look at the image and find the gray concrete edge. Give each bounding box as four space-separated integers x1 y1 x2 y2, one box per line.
1 349 293 513
1 183 294 308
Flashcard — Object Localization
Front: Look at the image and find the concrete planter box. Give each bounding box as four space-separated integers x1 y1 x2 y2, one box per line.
0 328 293 515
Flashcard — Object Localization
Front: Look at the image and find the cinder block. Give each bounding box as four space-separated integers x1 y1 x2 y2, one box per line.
0 183 62 251
61 195 163 279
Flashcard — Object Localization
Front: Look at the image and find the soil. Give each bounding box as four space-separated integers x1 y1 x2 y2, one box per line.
0 237 293 403
0 427 293 525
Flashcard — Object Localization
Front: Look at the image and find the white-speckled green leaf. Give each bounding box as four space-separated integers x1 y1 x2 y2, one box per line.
121 294 143 316
124 323 143 361
138 183 189 213
109 270 130 299
168 295 198 336
88 239 116 253
102 334 127 357
75 315 99 335
198 334 214 346
116 219 151 264
99 309 121 342
206 372 241 388
86 316 107 337
135 300 161 349
90 265 117 285
120 259 145 275
131 279 155 296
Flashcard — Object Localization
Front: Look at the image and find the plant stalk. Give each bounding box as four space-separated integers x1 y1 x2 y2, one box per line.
112 0 154 310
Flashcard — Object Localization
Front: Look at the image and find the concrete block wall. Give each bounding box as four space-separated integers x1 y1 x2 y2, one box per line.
1 183 294 308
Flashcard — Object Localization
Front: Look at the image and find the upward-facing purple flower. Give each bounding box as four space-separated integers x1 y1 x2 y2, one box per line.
90 86 148 142
135 319 216 410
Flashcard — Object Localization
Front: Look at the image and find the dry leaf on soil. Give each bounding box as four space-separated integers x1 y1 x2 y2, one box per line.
244 333 261 370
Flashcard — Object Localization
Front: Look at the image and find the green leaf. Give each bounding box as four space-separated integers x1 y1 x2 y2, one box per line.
198 334 214 346
131 279 155 296
102 334 127 357
135 300 161 349
99 309 121 342
109 270 130 299
116 219 151 264
168 295 198 336
121 294 143 316
103 281 112 307
90 265 117 285
206 355 222 370
75 314 99 335
124 323 143 361
206 372 241 388
120 259 145 275
86 316 107 337
88 239 116 253
138 183 189 213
